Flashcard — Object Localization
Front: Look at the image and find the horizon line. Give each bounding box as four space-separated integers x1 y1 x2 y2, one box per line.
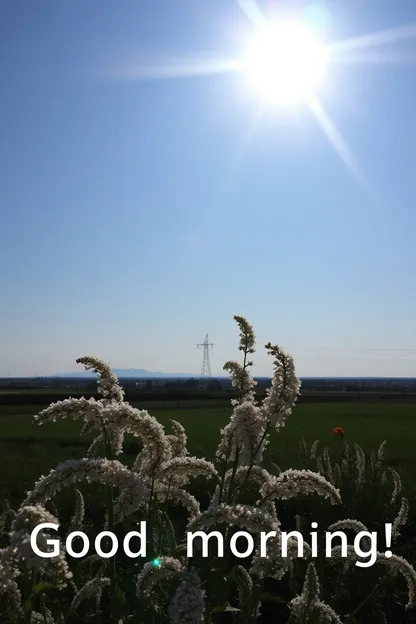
1 375 416 381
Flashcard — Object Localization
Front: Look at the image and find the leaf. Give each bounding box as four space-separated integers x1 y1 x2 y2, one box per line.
32 582 57 595
23 599 32 612
24 583 60 616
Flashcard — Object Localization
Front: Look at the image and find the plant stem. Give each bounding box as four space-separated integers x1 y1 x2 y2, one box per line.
218 439 233 505
347 576 388 620
147 474 156 540
100 416 117 605
40 594 48 624
231 423 271 502
225 447 240 504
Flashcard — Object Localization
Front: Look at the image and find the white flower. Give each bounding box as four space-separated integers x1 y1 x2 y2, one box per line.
31 607 56 624
235 563 253 599
0 580 23 615
216 421 237 463
86 434 104 457
327 519 369 534
223 360 257 405
0 555 20 594
69 489 85 533
223 316 257 403
92 401 171 469
152 484 200 520
169 569 205 624
166 420 189 457
216 402 268 466
261 342 301 430
188 503 279 536
289 563 320 620
11 504 57 533
260 469 341 505
136 557 184 598
377 439 387 461
310 440 320 460
289 563 342 623
22 459 149 521
159 457 218 484
69 577 110 614
34 397 103 427
76 356 124 402
354 444 366 488
386 468 402 505
392 498 409 539
250 531 290 581
5 506 72 588
323 446 335 484
234 315 256 354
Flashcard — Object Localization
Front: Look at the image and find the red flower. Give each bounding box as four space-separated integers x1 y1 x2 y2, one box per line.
332 426 344 436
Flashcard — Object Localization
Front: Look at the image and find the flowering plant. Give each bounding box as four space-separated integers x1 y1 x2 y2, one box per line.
0 315 414 623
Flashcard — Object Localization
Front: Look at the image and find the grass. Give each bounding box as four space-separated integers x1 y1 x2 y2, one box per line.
1 400 415 623
0 401 415 507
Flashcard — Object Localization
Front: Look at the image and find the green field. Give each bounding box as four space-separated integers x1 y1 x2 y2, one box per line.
1 401 415 506
1 400 416 623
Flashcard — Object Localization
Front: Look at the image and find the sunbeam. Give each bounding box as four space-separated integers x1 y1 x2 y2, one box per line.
235 0 267 28
307 97 366 186
105 6 416 200
329 51 416 65
330 22 416 54
112 57 241 80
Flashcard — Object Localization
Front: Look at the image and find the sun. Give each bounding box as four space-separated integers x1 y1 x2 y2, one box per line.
242 20 328 107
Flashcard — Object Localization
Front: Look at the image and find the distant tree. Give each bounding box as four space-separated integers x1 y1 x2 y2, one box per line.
184 378 199 389
207 379 222 391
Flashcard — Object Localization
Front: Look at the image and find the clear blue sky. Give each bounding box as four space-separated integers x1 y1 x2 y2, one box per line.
1 0 416 377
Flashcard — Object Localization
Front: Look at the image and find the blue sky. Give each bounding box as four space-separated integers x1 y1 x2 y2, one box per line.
1 0 416 377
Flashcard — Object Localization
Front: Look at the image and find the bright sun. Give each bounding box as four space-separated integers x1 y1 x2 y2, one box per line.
242 20 328 107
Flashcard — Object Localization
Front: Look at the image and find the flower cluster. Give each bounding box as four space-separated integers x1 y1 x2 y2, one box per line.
0 505 72 597
0 314 414 623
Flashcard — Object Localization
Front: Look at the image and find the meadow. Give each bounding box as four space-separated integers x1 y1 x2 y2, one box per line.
1 376 416 623
1 400 415 505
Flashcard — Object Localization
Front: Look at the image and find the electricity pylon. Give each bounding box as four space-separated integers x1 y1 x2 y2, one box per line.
197 334 214 386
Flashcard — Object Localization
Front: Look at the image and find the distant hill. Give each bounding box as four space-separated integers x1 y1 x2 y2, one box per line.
55 369 196 379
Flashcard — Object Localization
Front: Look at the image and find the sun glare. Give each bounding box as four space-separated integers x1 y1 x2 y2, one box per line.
113 1 416 191
242 20 328 106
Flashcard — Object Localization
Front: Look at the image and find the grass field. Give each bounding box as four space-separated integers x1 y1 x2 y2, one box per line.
1 399 416 623
1 401 415 506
